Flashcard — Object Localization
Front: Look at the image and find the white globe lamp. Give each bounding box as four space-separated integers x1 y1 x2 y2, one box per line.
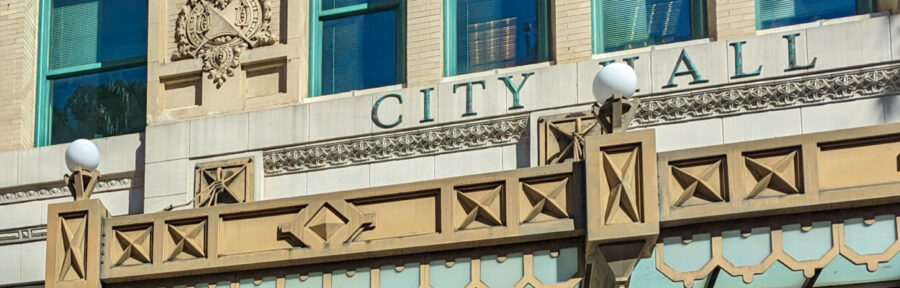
65 139 100 172
592 62 638 104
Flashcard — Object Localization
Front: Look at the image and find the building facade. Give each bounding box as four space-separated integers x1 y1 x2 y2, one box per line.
1 0 900 287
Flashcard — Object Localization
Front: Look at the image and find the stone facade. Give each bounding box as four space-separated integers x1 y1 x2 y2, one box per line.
0 1 899 287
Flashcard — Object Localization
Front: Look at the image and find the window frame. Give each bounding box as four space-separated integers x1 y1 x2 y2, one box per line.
754 0 876 30
590 0 708 54
34 0 147 147
308 0 406 97
442 0 551 77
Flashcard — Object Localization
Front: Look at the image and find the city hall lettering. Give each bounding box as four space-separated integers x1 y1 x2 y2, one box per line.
371 33 818 129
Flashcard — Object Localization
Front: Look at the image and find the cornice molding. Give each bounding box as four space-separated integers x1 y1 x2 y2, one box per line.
634 63 900 126
0 225 46 246
0 173 144 205
263 115 528 175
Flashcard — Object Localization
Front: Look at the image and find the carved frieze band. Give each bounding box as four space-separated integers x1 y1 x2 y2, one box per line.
634 63 900 126
0 225 47 246
263 115 528 175
0 173 144 205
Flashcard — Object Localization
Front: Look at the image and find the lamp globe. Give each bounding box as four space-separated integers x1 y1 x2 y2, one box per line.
65 139 100 172
592 62 638 104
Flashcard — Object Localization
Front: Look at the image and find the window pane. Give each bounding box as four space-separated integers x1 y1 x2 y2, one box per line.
758 0 857 29
322 0 394 10
455 0 545 75
49 66 147 144
50 0 147 69
321 10 397 95
602 0 693 53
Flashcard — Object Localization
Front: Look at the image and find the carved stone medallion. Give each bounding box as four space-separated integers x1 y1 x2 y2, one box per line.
174 0 276 87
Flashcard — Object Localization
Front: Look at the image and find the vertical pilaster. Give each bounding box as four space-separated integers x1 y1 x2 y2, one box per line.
0 0 40 151
406 0 444 87
713 0 757 40
45 199 109 288
553 0 593 64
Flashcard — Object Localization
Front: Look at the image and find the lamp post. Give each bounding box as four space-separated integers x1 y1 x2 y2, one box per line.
64 139 102 201
591 63 639 134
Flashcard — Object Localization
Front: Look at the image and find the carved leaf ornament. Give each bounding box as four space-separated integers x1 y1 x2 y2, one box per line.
174 0 276 87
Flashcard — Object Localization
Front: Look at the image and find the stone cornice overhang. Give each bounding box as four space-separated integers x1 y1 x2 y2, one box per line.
634 62 900 127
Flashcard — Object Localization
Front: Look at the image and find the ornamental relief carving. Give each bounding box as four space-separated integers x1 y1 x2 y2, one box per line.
173 0 276 87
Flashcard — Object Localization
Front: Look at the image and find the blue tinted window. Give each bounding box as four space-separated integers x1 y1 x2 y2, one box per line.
49 0 147 69
322 0 395 10
321 10 398 95
758 0 859 29
600 0 695 53
49 66 147 144
454 0 547 75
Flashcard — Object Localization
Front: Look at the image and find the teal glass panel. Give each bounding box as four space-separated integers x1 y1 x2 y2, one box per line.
49 0 147 69
239 277 277 288
321 9 398 95
600 0 694 52
481 253 524 287
815 253 900 286
430 258 471 288
844 215 897 255
722 227 771 267
533 247 578 284
380 264 419 288
631 249 709 288
757 0 857 30
285 273 324 288
49 66 146 144
322 0 394 10
454 0 547 74
663 234 711 272
216 281 231 287
714 261 805 287
332 268 371 288
782 222 833 261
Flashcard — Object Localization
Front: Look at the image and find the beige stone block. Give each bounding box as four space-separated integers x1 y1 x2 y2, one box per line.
500 63 579 111
248 104 309 150
103 133 145 174
243 59 287 98
372 86 438 133
94 189 137 216
437 74 508 123
726 28 811 83
308 94 374 142
307 165 370 195
19 241 45 283
651 41 729 94
0 244 21 285
144 158 191 198
190 113 249 157
0 201 40 230
722 109 802 143
434 147 504 178
578 51 651 104
807 15 892 72
893 14 900 61
0 150 17 188
369 157 435 187
264 173 307 199
143 193 189 213
16 147 39 185
161 74 202 110
654 118 724 152
40 197 69 225
801 98 886 134
146 121 190 163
